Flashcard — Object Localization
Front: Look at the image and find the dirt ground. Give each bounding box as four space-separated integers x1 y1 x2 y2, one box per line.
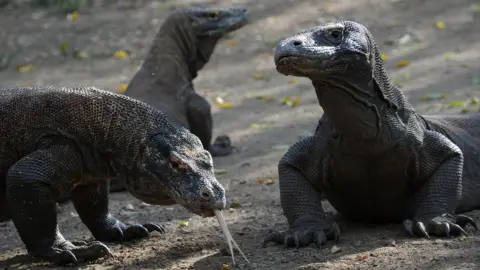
1 0 480 269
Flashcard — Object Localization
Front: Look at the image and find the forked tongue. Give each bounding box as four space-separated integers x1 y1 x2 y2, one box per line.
214 209 250 265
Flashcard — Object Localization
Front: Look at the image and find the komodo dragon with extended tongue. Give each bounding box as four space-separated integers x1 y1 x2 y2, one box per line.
0 86 226 264
124 5 249 158
263 20 479 248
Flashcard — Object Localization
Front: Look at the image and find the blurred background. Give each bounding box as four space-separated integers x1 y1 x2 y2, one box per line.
1 0 479 269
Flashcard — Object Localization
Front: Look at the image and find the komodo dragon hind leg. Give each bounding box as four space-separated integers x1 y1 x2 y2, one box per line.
186 93 233 157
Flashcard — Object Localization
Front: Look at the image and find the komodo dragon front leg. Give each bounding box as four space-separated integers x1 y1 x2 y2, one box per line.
186 92 233 157
6 138 163 264
263 136 340 248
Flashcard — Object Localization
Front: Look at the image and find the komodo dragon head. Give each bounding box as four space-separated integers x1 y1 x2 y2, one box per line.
273 21 401 139
157 5 250 75
125 123 226 217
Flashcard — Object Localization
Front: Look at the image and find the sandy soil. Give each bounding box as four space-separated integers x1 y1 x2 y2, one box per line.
1 0 480 269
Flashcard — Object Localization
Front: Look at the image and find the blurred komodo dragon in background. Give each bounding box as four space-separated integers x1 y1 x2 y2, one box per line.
263 20 479 249
0 86 226 265
111 5 250 193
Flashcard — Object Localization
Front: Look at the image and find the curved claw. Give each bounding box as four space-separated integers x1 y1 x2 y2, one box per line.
32 240 112 265
443 213 478 230
447 222 468 237
142 223 167 234
262 220 340 249
261 230 281 248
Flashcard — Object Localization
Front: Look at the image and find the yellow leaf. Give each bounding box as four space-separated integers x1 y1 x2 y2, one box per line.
214 168 227 175
443 52 455 60
380 53 388 61
178 221 189 228
215 97 233 109
226 40 238 47
230 201 241 208
435 21 445 29
60 42 70 55
221 264 231 270
253 72 265 80
396 60 409 68
117 84 128 93
446 100 464 108
281 96 301 107
114 50 129 59
67 11 79 22
249 123 272 129
288 77 299 84
16 65 35 73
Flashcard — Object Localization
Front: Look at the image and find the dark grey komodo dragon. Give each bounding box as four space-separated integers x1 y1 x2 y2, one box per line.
263 21 479 248
124 5 249 159
0 86 226 264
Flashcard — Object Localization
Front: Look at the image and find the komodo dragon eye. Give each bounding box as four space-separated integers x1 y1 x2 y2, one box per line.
328 29 343 40
206 11 219 20
169 157 186 171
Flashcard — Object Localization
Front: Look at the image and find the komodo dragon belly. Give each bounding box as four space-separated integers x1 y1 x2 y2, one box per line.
324 153 418 223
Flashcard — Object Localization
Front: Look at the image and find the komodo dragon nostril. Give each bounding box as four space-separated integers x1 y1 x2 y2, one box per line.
293 40 302 46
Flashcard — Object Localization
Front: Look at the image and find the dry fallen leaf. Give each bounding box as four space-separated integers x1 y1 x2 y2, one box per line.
114 50 129 59
215 97 233 109
214 169 227 175
221 264 231 270
226 40 238 47
16 65 35 73
67 11 79 22
253 72 266 80
281 96 301 107
117 84 128 93
178 221 189 228
446 100 465 108
396 60 409 68
435 21 446 29
230 201 241 208
380 53 388 61
249 123 272 130
288 77 299 84
256 178 277 185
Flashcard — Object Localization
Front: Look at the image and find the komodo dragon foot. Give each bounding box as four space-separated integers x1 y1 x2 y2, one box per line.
30 240 112 265
210 134 233 157
262 216 340 248
403 213 477 238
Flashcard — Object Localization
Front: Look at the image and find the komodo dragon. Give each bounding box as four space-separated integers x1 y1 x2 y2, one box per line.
0 86 226 264
124 5 249 158
263 21 479 248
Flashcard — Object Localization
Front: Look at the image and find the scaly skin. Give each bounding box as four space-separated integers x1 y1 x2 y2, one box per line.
0 86 226 265
124 5 249 159
263 21 479 249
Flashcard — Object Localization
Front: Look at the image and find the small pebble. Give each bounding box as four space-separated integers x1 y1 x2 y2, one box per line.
331 245 342 254
124 203 134 210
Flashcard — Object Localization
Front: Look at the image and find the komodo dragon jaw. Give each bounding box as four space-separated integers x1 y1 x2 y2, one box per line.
125 131 226 217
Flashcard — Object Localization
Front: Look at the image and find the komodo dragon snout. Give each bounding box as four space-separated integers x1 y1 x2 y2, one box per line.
188 5 250 37
126 131 226 217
